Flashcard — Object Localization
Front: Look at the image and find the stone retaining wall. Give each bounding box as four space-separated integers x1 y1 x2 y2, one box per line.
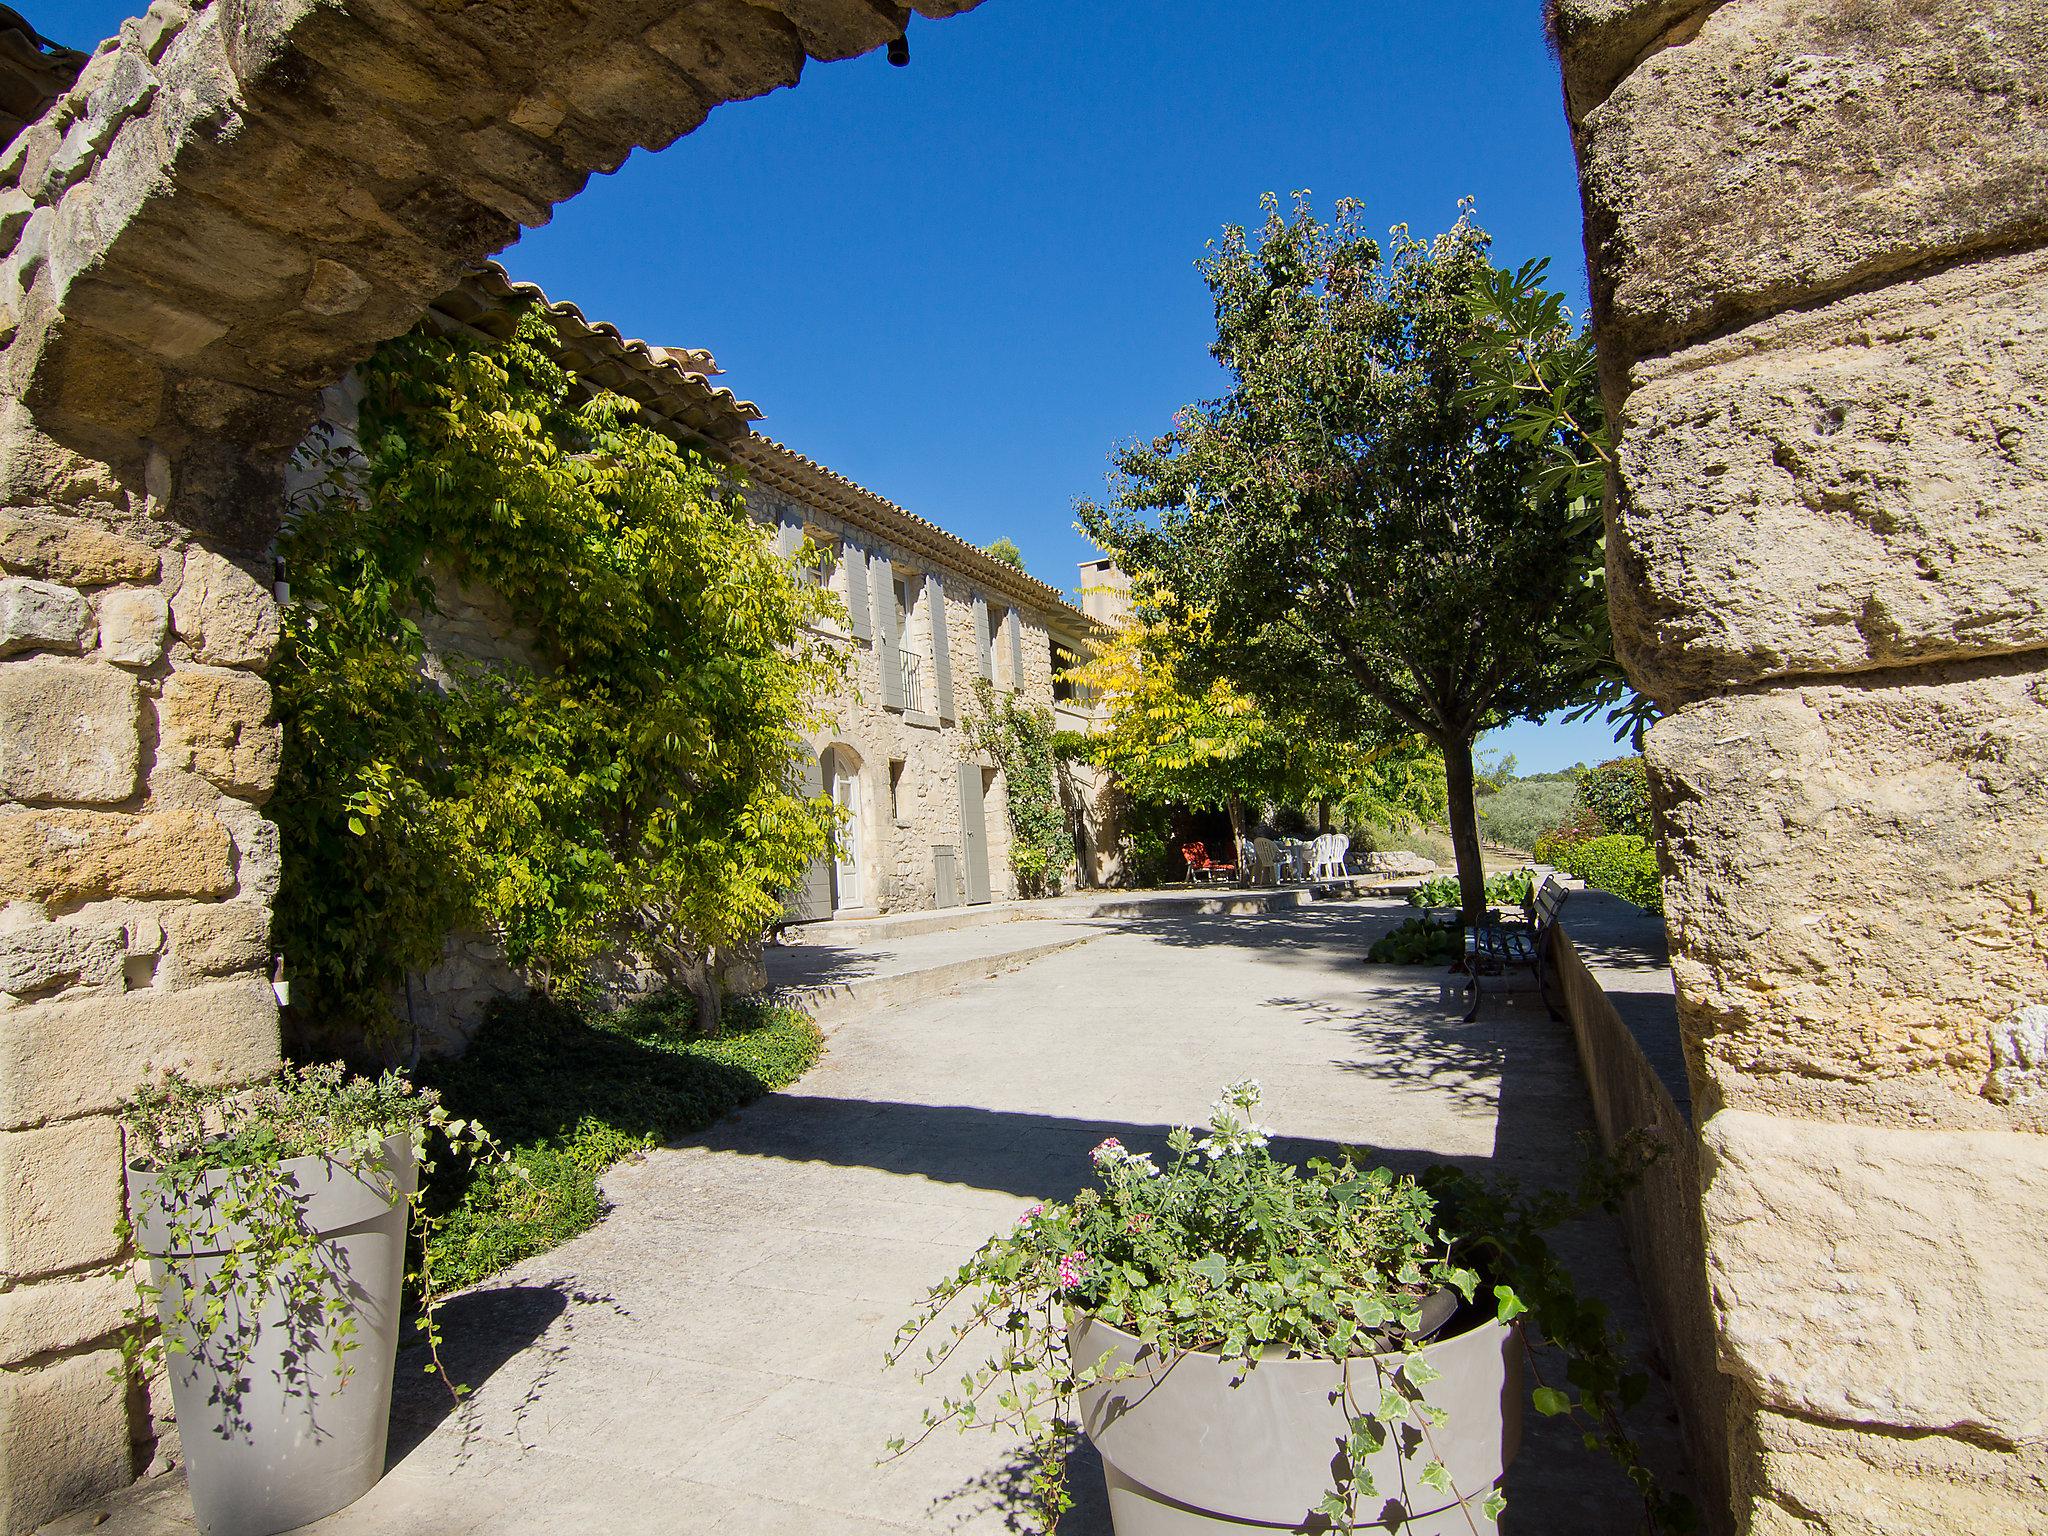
1549 915 1732 1534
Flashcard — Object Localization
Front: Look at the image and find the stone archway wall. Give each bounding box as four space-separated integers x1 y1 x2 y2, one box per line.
1555 3 2048 1532
0 0 2040 1530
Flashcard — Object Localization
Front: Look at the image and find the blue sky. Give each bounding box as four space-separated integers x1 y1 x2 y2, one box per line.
42 0 1629 771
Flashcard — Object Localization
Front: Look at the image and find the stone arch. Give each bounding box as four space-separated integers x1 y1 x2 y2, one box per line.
0 2 2043 1533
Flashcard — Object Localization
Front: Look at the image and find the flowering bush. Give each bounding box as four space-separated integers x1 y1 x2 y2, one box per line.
889 1083 1695 1534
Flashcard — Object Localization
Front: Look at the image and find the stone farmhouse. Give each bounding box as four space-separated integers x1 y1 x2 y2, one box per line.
389 265 1114 1045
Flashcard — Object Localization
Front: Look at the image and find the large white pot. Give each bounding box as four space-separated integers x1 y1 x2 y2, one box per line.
128 1134 416 1536
1073 1311 1522 1534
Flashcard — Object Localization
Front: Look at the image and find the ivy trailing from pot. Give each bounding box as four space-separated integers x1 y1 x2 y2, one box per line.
885 1082 1694 1535
117 1064 500 1536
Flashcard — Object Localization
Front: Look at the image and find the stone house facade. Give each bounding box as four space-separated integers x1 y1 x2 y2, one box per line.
389 266 1112 1045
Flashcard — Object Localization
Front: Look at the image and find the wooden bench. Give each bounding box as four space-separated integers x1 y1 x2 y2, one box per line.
1462 874 1569 1021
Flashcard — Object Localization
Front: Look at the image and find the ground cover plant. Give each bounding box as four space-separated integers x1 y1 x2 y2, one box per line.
1408 868 1532 911
418 990 822 1293
1367 915 1463 965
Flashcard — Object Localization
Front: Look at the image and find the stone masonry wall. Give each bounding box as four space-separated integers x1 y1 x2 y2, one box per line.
0 492 282 1528
1556 2 2048 1530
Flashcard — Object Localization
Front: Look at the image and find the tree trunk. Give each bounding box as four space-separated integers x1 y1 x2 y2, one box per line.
1318 799 1331 834
1443 734 1487 926
685 947 723 1037
1227 793 1247 874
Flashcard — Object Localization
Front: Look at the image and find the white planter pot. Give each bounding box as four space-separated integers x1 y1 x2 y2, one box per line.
1073 1311 1522 1534
128 1134 417 1536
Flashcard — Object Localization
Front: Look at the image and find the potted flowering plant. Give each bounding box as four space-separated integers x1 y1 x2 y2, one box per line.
119 1064 494 1536
889 1082 1683 1535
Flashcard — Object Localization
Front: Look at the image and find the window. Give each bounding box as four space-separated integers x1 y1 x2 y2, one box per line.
889 758 907 823
1052 640 1080 703
804 528 839 589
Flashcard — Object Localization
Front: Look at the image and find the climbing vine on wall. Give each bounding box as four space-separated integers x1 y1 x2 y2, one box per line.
274 305 842 1047
965 678 1074 899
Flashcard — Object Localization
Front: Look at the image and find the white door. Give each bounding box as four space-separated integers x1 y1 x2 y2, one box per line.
831 755 862 910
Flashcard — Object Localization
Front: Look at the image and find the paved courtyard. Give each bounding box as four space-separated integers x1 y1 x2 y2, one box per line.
69 897 1691 1535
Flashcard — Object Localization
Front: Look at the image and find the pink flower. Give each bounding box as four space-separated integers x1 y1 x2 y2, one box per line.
1057 1249 1090 1290
1016 1203 1044 1226
1090 1137 1125 1163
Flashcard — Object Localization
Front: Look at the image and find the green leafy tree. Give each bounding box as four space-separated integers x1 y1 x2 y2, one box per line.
1081 197 1608 921
276 307 841 1042
1460 257 1656 746
983 536 1027 572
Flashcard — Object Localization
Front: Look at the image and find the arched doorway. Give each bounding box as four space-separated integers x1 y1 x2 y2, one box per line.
822 743 866 914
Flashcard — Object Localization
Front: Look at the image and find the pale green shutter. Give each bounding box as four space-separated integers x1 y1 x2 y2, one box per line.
926 573 955 722
872 553 903 709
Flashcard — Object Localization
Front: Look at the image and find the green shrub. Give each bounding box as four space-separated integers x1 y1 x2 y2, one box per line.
1573 757 1652 840
1551 834 1663 914
1366 915 1463 965
1406 868 1533 911
1475 776 1579 853
420 989 822 1292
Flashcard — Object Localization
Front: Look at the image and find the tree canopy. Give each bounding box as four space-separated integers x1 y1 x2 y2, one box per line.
276 307 840 1043
1071 595 1445 846
1079 197 1609 918
983 536 1027 572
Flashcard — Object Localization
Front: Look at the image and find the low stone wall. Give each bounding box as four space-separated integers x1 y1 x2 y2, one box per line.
1547 907 1733 1535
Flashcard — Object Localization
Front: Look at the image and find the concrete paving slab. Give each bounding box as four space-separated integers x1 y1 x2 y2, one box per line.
53 896 1694 1536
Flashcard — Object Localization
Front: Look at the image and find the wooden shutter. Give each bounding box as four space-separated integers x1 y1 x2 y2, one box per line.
973 595 993 681
773 501 802 561
843 536 871 640
1006 607 1025 691
926 573 955 722
872 552 903 709
784 752 832 922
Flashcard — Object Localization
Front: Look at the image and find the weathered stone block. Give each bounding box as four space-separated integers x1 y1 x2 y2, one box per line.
0 577 88 656
645 0 807 103
214 799 280 903
169 547 277 666
1646 662 2048 1125
0 1268 129 1366
1576 0 2048 364
0 658 141 804
0 1115 124 1281
156 666 279 799
95 585 168 666
0 809 234 903
1550 0 1718 119
1612 247 2048 700
1734 1402 2048 1536
1703 1109 2048 1442
0 919 125 996
768 0 910 61
163 900 269 983
0 974 279 1129
0 1348 131 1533
0 509 158 587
